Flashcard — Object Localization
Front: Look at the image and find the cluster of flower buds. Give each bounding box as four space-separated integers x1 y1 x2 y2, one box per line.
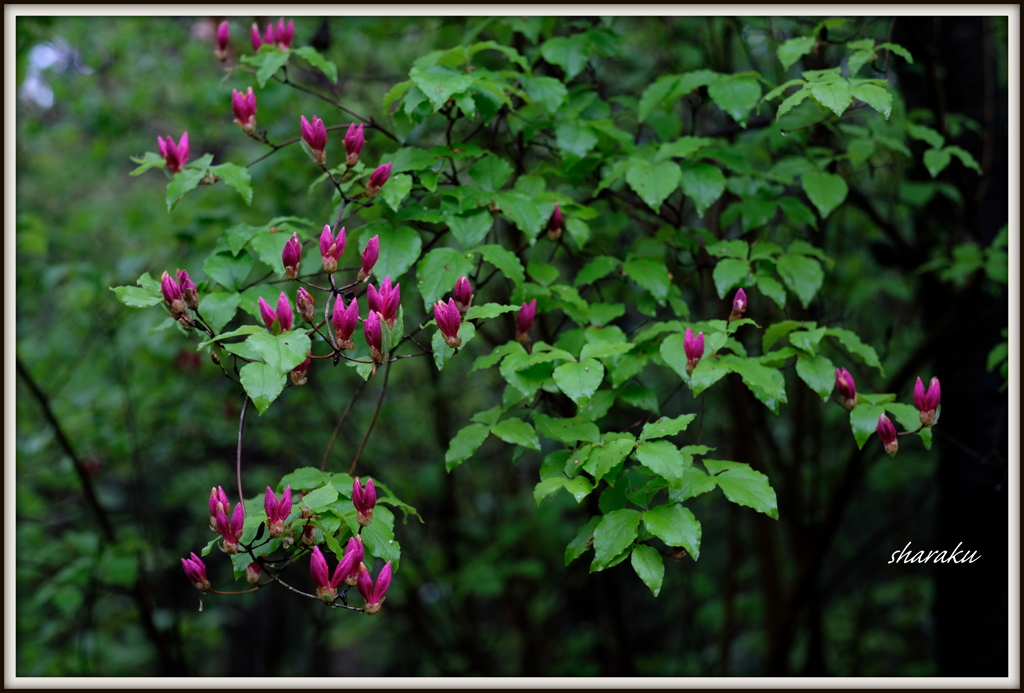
264 485 293 537
357 561 393 615
515 299 537 344
434 298 462 348
344 123 365 167
319 224 346 274
214 503 244 554
214 20 230 61
251 18 294 51
231 87 257 135
296 287 315 323
282 232 302 279
364 163 392 198
332 295 359 351
454 277 473 315
310 538 364 603
353 478 376 527
181 553 211 592
546 203 564 241
835 368 858 411
913 376 941 427
301 115 328 166
684 327 704 376
365 310 384 367
157 132 189 174
209 486 230 528
877 413 899 456
291 356 311 386
259 292 294 333
728 288 747 323
161 270 197 322
368 277 401 328
357 235 379 283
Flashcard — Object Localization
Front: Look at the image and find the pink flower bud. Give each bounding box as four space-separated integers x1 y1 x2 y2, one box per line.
352 478 376 527
835 368 858 411
546 203 564 240
683 327 704 376
215 20 230 61
732 288 747 314
177 269 199 310
290 356 311 386
310 545 336 602
454 277 473 314
358 561 393 615
913 376 941 427
208 486 230 528
281 232 302 280
364 310 383 353
258 297 277 331
364 163 392 198
161 271 188 320
344 123 365 167
367 276 400 328
877 413 899 456
245 562 262 585
264 485 293 537
332 295 359 350
335 535 365 586
296 287 315 323
434 298 462 349
181 552 211 592
231 87 257 134
275 292 293 332
215 503 245 554
357 235 379 283
301 115 328 165
157 132 189 174
263 24 275 47
250 23 262 51
515 299 537 343
319 224 346 274
275 18 294 49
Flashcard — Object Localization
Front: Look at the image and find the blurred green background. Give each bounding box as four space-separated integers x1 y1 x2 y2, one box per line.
14 15 1010 677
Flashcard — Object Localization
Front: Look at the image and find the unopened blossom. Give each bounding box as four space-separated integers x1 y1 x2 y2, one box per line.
181 552 211 592
365 310 384 363
877 413 899 457
332 295 359 351
344 123 365 167
258 293 294 333
214 504 244 554
364 163 392 198
264 485 293 537
913 376 941 427
546 203 564 241
352 478 376 527
290 356 311 386
282 232 302 280
231 87 257 134
357 561 393 615
434 298 462 349
367 276 401 328
453 277 473 315
515 299 537 344
319 224 346 274
157 132 189 174
301 115 328 165
245 562 262 585
161 271 189 321
683 327 704 376
296 287 315 323
208 486 230 528
357 235 379 283
214 20 230 61
310 538 364 603
835 368 858 411
728 288 747 323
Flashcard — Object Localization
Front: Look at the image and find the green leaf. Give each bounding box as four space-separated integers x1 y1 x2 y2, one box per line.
583 438 636 484
762 320 803 351
246 331 310 374
382 79 413 115
409 66 475 110
468 155 514 192
639 414 696 441
777 196 818 230
712 259 751 299
477 244 525 286
919 427 933 450
166 169 206 211
362 512 401 570
208 163 252 205
876 42 914 65
579 341 633 361
520 75 567 114
380 173 413 212
465 303 519 320
631 544 665 597
801 169 848 219
111 272 162 308
531 413 601 445
908 124 944 149
239 362 287 415
565 516 601 566
301 483 340 511
809 79 852 118
707 75 761 126
563 476 595 503
197 292 240 333
655 136 715 162
849 403 886 449
850 83 892 119
526 261 559 288
625 159 681 213
445 423 490 472
591 509 641 572
826 328 884 374
623 258 671 303
923 148 951 178
553 358 604 407
668 467 719 502
293 46 337 83
638 74 680 123
778 36 816 71
254 49 290 88
703 459 778 519
279 467 328 490
719 355 787 414
643 503 701 560
555 121 599 159
634 440 688 485
756 275 787 309
679 161 726 218
885 402 922 433
128 151 166 176
795 353 836 401
495 191 551 240
203 251 253 291
776 87 812 120
444 208 490 249
416 247 476 310
540 34 590 80
776 254 824 308
373 224 422 282
534 477 568 505
789 326 827 353
490 418 541 451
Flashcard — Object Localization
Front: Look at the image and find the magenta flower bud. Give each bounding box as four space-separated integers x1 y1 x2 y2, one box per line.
215 503 245 554
364 163 392 198
177 269 199 310
208 486 230 529
877 413 899 456
515 299 538 344
160 271 188 320
262 24 275 47
245 562 262 585
357 235 379 283
290 356 311 386
310 545 336 602
181 552 211 592
250 23 262 51
434 298 462 349
157 132 189 174
357 561 393 615
319 224 346 274
352 478 377 527
258 297 277 332
344 123 365 166
264 485 293 537
913 376 941 427
733 288 747 314
364 310 383 353
683 327 704 376
332 295 359 350
215 20 230 61
231 87 257 134
453 277 473 315
835 368 858 411
275 18 294 49
282 232 302 280
546 203 564 240
296 287 315 323
367 276 400 328
335 535 365 586
301 115 328 165
275 292 294 332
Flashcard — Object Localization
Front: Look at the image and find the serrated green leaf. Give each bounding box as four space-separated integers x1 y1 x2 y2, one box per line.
416 247 476 310
254 49 290 88
166 169 206 211
293 45 337 83
634 440 688 485
776 87 811 120
465 303 519 320
679 161 726 218
631 544 664 597
643 503 701 560
655 136 715 162
239 362 286 414
477 244 525 286
885 402 922 433
703 459 778 519
521 75 567 114
908 124 945 149
623 258 671 303
247 331 310 374
495 191 551 241
203 251 253 291
591 509 641 572
409 66 475 110
639 414 696 441
625 159 681 213
708 75 761 126
490 418 541 451
553 358 604 407
668 467 718 502
582 438 635 483
849 403 886 449
208 163 252 205
380 173 413 212
776 254 824 309
796 352 836 401
809 79 852 118
719 355 787 414
789 326 827 353
531 413 601 445
802 169 848 219
468 154 514 192
712 258 751 299
445 423 490 472
565 516 601 566
638 74 681 123
826 327 884 374
540 34 590 80
197 292 240 333
850 83 892 118
778 36 817 71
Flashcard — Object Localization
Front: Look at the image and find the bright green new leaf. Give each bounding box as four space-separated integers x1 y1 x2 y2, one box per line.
591 509 641 572
490 418 541 451
531 412 601 445
465 303 519 320
565 516 601 566
756 275 787 309
679 161 726 217
380 173 413 211
776 254 824 308
850 83 892 118
203 251 253 291
623 258 671 303
293 46 337 83
634 440 688 485
583 438 636 483
789 326 827 353
477 244 525 286
166 169 206 211
826 328 884 374
579 341 633 361
849 403 886 449
923 148 951 178
639 414 697 441
668 467 719 502
707 75 761 126
239 362 286 415
796 352 836 401
197 292 240 333
643 503 701 560
249 231 290 276
703 459 778 519
802 169 848 218
301 483 339 511
625 159 681 213
777 36 817 71
712 258 751 299
809 79 852 118
417 247 476 310
409 66 475 110
468 155 514 192
246 331 310 374
209 163 252 205
373 224 422 281
631 544 665 597
445 423 490 471
553 358 604 406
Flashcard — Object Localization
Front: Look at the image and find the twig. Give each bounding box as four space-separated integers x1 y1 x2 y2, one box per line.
349 360 392 476
236 395 250 516
321 378 369 472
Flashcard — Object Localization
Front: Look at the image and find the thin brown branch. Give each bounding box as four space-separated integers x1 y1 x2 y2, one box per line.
349 359 392 476
321 378 369 472
236 395 250 516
